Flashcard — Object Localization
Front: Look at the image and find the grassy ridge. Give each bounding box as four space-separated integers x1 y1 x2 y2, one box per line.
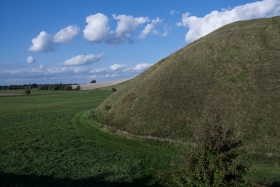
94 17 280 157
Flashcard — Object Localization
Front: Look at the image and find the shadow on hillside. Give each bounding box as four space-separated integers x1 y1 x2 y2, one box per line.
0 171 160 187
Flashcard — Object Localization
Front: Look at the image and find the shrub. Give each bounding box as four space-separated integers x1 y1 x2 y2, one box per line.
112 88 117 92
160 117 247 187
90 80 96 83
25 89 31 94
76 85 81 90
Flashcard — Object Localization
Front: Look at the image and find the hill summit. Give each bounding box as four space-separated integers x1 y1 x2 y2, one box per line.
94 17 280 148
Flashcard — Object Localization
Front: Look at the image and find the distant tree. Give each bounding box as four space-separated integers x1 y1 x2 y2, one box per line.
25 89 31 94
52 85 59 91
64 85 72 91
112 88 117 92
76 85 81 90
90 80 96 83
31 83 37 89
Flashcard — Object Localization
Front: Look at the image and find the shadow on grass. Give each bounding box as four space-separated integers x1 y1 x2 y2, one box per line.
0 171 160 187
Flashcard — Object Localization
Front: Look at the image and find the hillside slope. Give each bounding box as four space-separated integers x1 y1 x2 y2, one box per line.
93 17 280 151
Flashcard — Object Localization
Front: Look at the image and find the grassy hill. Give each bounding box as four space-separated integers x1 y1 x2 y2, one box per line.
93 16 280 155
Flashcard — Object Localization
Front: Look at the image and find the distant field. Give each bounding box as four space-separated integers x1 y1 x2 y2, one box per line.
0 85 280 186
71 79 131 90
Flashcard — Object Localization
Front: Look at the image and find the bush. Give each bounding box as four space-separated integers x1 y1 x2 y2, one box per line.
160 116 247 187
90 80 96 83
25 89 30 94
112 88 117 92
76 85 81 90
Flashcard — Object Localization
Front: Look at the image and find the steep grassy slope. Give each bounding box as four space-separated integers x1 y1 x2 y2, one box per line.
94 16 280 153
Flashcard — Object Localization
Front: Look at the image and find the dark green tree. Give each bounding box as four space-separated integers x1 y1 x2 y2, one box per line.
76 85 81 90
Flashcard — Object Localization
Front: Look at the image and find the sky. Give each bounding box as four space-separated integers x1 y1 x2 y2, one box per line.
0 0 279 85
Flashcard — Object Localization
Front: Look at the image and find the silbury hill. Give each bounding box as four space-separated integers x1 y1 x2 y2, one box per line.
93 16 280 153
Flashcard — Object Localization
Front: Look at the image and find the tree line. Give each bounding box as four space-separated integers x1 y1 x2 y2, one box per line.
0 83 79 91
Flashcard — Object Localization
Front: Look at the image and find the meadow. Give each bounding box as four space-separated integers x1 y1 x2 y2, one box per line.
0 87 279 186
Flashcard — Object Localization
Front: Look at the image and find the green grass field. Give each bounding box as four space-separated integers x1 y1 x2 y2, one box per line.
0 88 280 186
0 88 179 187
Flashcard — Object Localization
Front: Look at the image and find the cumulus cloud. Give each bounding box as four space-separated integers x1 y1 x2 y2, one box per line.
28 25 80 53
28 31 58 53
83 13 151 45
53 25 80 43
131 63 152 71
139 17 163 39
109 64 127 71
107 14 149 45
177 0 280 43
83 13 110 43
26 56 36 63
61 53 105 66
123 63 152 72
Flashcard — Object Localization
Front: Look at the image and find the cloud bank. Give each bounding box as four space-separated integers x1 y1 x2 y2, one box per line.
178 0 280 43
1 62 152 84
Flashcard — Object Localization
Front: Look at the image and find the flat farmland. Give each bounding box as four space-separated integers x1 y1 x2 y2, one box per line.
0 88 176 187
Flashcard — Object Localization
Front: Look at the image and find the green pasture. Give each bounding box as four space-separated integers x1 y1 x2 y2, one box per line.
0 88 279 186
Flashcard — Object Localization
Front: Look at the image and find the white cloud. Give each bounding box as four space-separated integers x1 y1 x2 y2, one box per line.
106 14 149 45
53 25 80 43
90 68 106 73
139 17 163 39
83 13 150 45
5 64 87 75
170 10 179 15
123 63 152 72
178 0 280 43
61 53 105 66
109 64 127 71
28 31 58 53
28 25 80 53
1 61 153 84
131 63 152 71
26 56 36 63
83 13 110 43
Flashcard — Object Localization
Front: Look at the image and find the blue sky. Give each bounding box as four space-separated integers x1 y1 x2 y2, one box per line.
0 0 279 85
